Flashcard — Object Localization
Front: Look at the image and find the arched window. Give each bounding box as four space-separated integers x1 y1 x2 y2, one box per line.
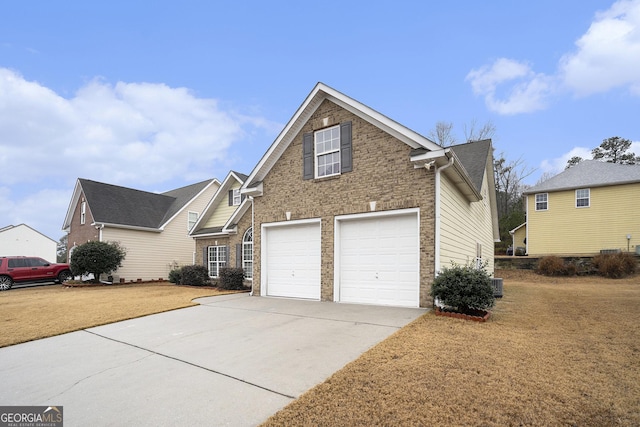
242 227 253 280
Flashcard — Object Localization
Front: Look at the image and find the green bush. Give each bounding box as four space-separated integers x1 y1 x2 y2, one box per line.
70 241 126 283
592 253 637 278
168 268 182 284
430 264 495 314
218 267 245 290
179 265 210 286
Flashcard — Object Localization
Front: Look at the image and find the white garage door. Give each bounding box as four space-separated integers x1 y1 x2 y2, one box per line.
264 221 321 300
338 212 419 307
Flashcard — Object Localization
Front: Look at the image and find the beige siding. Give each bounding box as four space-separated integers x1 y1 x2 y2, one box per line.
512 225 526 250
527 182 640 255
439 167 495 273
204 182 241 228
102 182 219 281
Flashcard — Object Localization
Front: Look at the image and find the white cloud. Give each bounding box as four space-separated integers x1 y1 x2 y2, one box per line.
0 68 279 239
0 69 276 186
540 146 593 175
468 0 640 114
466 58 554 115
560 0 640 96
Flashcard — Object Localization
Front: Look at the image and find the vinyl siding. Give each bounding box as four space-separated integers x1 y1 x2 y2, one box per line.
527 182 640 255
0 225 57 260
512 225 526 250
204 182 242 228
439 167 495 273
101 181 218 280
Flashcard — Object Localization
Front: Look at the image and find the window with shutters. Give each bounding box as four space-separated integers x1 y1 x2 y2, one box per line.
315 125 341 178
242 227 253 280
232 189 241 206
303 121 352 180
207 246 227 278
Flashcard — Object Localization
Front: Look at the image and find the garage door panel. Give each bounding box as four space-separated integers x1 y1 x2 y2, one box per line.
265 222 321 300
338 212 419 308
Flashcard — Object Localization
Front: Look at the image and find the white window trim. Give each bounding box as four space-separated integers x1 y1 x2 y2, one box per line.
208 245 227 278
576 188 590 208
242 227 253 280
232 189 241 206
314 125 341 179
80 201 86 225
188 211 198 230
535 193 548 211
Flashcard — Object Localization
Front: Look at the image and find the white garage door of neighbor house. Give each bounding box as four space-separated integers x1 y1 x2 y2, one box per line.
265 221 321 300
338 212 420 307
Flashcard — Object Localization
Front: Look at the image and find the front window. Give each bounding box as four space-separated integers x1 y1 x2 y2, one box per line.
576 188 590 208
188 211 198 230
242 227 253 280
207 246 227 278
232 189 241 206
315 126 341 178
535 193 548 211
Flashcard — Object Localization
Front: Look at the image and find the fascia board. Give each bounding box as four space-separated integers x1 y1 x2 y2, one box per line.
160 178 220 230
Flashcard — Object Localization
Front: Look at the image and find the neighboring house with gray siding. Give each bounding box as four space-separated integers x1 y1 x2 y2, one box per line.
62 178 219 281
242 83 499 308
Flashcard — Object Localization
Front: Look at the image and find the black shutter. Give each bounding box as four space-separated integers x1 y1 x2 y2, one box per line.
303 132 314 180
236 243 242 268
203 246 208 267
228 190 233 206
341 121 352 173
225 245 230 268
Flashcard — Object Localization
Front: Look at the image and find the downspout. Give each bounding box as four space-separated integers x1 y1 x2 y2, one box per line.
249 196 254 296
433 156 455 276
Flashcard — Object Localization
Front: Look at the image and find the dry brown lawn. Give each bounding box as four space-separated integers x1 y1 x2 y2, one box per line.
0 282 239 348
263 270 640 427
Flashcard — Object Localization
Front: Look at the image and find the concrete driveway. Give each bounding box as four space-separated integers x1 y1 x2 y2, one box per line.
0 293 425 426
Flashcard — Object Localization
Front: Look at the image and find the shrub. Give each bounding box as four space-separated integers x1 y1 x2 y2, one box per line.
179 265 210 286
536 256 571 276
431 263 495 314
168 268 182 284
70 241 126 282
218 267 245 290
592 253 637 278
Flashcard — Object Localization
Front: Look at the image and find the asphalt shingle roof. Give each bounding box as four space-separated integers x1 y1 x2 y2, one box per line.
79 179 212 229
524 160 640 194
451 139 492 193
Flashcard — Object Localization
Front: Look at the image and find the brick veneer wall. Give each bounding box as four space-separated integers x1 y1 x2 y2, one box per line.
194 206 253 280
253 99 436 307
67 193 100 260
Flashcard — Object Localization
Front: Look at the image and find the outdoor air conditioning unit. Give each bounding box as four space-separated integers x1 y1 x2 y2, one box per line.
492 278 503 298
636 246 640 256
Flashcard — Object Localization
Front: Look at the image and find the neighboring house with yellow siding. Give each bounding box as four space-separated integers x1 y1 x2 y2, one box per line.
522 160 640 256
62 178 220 281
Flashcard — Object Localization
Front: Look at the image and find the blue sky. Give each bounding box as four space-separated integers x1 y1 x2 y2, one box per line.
1 0 639 243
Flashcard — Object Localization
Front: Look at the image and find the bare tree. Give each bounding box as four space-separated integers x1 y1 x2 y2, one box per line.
464 119 496 142
536 171 556 184
428 121 457 146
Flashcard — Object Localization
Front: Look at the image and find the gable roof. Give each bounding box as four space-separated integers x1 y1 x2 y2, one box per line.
0 223 57 243
190 171 249 237
62 178 217 232
450 139 492 194
524 160 640 194
243 82 442 191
